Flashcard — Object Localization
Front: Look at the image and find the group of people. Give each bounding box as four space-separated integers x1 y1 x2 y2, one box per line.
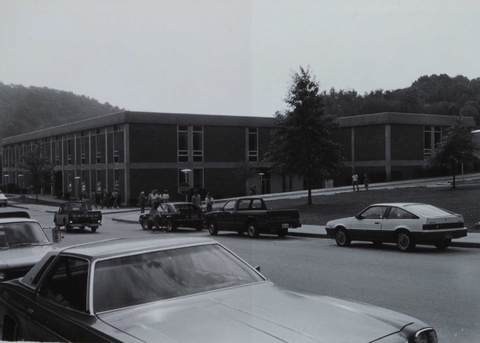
137 188 215 214
352 173 370 191
85 189 120 209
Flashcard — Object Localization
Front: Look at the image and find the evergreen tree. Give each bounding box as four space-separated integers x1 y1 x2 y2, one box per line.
266 67 343 204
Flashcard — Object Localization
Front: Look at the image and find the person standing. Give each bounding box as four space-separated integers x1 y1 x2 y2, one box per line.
110 189 119 209
352 173 359 191
191 189 202 209
161 190 170 204
364 174 370 191
205 192 214 212
101 188 109 209
138 191 147 213
90 190 97 209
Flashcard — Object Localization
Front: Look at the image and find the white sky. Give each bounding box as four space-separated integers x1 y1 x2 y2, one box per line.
1 0 479 117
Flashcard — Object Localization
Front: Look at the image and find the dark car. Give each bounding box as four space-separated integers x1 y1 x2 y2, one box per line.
0 211 61 281
139 202 204 231
0 236 437 342
53 201 102 233
204 197 301 238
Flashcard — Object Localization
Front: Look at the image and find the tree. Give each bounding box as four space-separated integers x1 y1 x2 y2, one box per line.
232 160 257 195
266 67 343 204
426 117 479 188
20 148 54 202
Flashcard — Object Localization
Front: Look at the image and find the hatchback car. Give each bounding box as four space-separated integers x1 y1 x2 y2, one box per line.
325 202 467 251
0 236 437 342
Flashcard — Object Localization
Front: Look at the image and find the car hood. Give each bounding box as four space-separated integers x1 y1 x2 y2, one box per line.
0 245 52 269
96 282 422 342
326 216 355 227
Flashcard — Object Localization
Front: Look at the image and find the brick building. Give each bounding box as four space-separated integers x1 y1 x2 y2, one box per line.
1 111 476 204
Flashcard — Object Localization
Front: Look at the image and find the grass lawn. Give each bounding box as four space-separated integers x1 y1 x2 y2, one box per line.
269 184 480 230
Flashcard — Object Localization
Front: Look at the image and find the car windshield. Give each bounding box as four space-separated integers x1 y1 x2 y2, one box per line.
172 203 199 212
0 222 50 248
404 204 453 217
93 244 264 312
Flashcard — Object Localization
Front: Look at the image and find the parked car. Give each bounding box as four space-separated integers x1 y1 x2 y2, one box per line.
0 211 61 281
53 201 102 232
0 194 8 207
0 236 437 342
139 202 204 231
325 202 468 251
205 197 301 238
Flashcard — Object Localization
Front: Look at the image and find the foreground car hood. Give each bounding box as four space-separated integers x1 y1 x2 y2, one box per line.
326 217 355 227
0 245 52 269
97 282 423 342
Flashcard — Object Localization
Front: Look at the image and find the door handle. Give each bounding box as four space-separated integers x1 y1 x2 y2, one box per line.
375 222 380 224
26 308 34 315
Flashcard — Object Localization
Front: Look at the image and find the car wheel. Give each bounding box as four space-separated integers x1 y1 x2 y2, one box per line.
434 239 451 250
247 222 259 238
277 228 288 238
335 228 351 247
396 231 416 252
208 221 218 236
141 219 150 230
91 226 97 233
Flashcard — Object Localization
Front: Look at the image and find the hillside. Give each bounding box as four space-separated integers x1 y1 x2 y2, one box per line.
0 82 122 140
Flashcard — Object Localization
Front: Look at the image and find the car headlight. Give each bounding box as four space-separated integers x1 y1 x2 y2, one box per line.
415 328 437 343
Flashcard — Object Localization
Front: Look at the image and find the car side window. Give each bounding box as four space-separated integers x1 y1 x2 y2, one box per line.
251 199 265 210
237 200 251 210
39 256 89 313
223 201 236 211
360 206 387 219
387 208 418 220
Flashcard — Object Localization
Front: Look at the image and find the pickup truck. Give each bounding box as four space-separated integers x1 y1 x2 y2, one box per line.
204 197 301 238
53 201 102 233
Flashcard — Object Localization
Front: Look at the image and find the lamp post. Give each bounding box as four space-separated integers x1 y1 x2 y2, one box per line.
74 176 81 200
3 174 9 195
18 174 24 197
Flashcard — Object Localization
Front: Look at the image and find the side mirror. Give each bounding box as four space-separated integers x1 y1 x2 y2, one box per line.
355 214 363 220
255 266 261 272
52 227 62 243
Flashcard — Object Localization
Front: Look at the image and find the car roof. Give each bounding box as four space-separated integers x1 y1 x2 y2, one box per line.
0 217 38 224
60 236 217 260
369 203 427 207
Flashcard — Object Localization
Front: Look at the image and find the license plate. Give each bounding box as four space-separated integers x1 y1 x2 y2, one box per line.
445 233 453 239
282 223 289 229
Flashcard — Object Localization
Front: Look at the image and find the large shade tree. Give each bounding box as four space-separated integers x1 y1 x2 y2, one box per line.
426 116 479 188
266 67 343 204
20 148 54 202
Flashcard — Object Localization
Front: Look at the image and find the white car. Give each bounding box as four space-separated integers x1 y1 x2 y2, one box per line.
325 203 468 251
0 194 7 207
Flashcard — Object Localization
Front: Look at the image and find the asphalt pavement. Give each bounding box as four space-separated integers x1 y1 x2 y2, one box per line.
4 174 480 249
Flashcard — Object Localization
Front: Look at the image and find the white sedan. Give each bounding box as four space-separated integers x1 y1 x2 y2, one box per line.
325 203 468 251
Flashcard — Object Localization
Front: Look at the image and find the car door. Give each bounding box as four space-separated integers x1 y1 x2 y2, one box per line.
382 207 419 241
54 205 66 226
26 256 100 342
215 200 237 230
350 206 387 241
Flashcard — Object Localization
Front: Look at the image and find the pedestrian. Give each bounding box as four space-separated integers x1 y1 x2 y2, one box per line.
205 192 214 212
110 189 119 209
364 174 370 191
250 186 257 195
161 190 170 204
192 189 202 209
352 173 359 191
101 188 109 209
90 190 97 209
151 189 160 207
138 191 147 213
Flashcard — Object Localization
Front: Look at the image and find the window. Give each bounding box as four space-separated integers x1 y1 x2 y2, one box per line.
178 126 188 162
424 126 442 157
223 200 236 211
113 131 119 163
193 168 203 189
248 128 258 162
360 206 387 219
39 256 89 312
387 207 418 220
192 126 203 162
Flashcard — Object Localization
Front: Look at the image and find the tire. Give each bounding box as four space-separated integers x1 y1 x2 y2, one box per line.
335 228 351 247
396 231 416 252
166 219 175 232
247 222 259 238
434 239 451 250
208 221 218 236
277 228 288 238
141 219 150 230
91 226 97 233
